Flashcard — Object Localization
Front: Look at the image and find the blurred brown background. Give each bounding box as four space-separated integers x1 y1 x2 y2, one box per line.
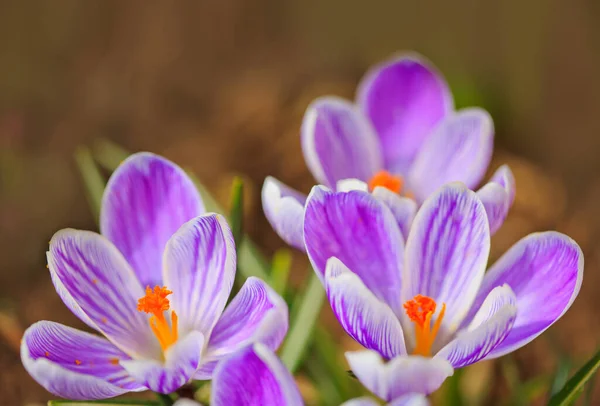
1 0 599 404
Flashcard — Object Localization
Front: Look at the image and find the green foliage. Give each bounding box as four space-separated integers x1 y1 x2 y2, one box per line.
548 348 600 406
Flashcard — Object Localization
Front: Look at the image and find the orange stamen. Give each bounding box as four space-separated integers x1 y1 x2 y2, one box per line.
368 170 404 194
137 286 178 352
403 295 446 356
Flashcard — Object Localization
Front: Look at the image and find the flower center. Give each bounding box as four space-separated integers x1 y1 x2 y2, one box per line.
403 294 446 356
137 286 178 352
368 170 404 194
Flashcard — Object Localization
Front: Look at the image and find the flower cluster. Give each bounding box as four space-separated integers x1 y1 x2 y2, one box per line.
21 52 584 406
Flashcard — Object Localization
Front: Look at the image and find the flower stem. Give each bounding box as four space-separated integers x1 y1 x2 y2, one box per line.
156 393 174 406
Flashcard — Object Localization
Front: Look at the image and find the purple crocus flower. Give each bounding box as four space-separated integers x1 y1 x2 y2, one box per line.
303 182 583 400
263 53 515 251
173 343 429 406
21 153 288 400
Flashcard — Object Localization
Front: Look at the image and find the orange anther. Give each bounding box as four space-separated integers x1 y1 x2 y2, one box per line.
137 285 178 352
403 295 446 356
368 170 404 194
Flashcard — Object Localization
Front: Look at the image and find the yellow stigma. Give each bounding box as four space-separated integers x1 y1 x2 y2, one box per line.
137 286 178 352
403 295 446 356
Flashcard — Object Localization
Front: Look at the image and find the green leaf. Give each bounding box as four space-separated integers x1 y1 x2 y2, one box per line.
74 146 106 223
548 348 600 406
270 249 293 295
280 271 325 373
49 401 158 406
228 177 244 247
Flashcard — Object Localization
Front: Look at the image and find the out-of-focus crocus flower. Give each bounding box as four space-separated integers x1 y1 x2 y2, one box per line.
303 182 583 400
173 343 429 406
21 153 288 399
263 53 515 251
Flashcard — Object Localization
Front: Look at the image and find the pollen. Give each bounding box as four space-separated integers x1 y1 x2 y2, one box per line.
75 359 82 365
109 358 119 365
44 351 49 357
404 295 446 357
137 285 178 352
368 170 404 194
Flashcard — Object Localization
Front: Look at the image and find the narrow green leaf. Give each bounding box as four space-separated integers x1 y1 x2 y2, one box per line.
548 348 600 406
93 138 130 170
550 357 572 396
270 249 293 295
49 400 158 405
74 146 106 223
229 177 244 247
280 271 325 372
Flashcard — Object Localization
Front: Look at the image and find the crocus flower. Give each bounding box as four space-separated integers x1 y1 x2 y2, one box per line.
303 182 583 400
173 343 429 406
21 153 288 399
263 53 515 251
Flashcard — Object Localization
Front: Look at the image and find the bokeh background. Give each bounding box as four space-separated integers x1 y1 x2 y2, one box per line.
1 1 599 404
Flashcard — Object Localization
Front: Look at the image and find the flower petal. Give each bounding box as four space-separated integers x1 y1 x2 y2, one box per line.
304 186 404 313
21 321 141 400
337 179 369 193
301 96 383 187
341 398 379 406
356 53 453 173
372 187 417 240
194 277 289 379
326 258 406 359
476 165 516 235
261 177 307 251
163 214 236 337
403 183 490 340
48 229 159 359
346 350 453 401
389 394 430 406
100 152 205 288
434 285 517 368
174 400 202 406
408 108 494 203
468 232 583 358
211 343 303 406
121 331 204 394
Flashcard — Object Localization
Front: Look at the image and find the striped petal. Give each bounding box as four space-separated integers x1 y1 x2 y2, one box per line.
476 165 516 235
48 229 159 359
163 214 236 337
21 321 141 400
100 152 205 288
372 187 417 240
357 53 453 173
301 97 383 187
261 177 307 251
211 344 303 406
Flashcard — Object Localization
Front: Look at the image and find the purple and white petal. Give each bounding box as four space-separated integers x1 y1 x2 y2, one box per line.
304 186 404 314
389 394 430 406
211 344 303 406
372 187 417 240
100 152 205 288
356 54 453 173
174 400 202 406
121 331 204 394
301 97 383 187
21 321 141 400
346 350 453 401
48 229 159 359
341 397 379 406
262 177 307 251
468 232 583 358
326 258 406 359
477 165 516 235
163 214 236 337
408 108 494 203
403 183 490 339
194 277 289 379
434 285 517 368
336 179 369 193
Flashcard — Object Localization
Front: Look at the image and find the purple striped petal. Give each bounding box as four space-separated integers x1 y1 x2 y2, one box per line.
346 350 453 401
163 214 236 337
434 285 517 368
194 277 289 380
372 187 417 240
403 183 490 340
121 331 204 394
336 179 369 193
341 398 379 406
21 321 141 400
304 186 404 314
389 394 430 406
262 177 307 251
326 258 406 359
48 229 159 359
408 108 494 203
100 152 205 288
211 344 303 406
477 165 516 235
357 54 453 173
468 232 583 358
301 97 383 187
